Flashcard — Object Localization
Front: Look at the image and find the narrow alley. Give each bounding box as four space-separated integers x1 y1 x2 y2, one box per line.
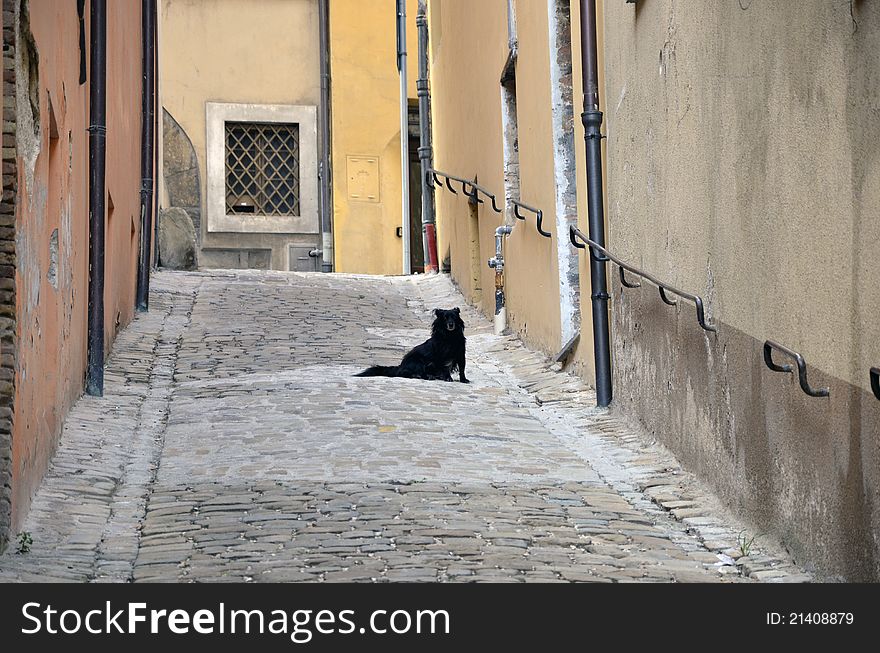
0 271 808 583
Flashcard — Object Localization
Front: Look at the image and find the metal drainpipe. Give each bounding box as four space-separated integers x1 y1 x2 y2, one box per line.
488 225 513 335
136 0 156 311
507 0 517 51
416 2 438 273
578 0 612 407
87 0 107 397
396 0 411 274
318 0 334 272
152 0 160 270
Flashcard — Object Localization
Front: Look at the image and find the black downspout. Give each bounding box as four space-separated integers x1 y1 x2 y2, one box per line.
87 0 107 397
318 0 333 272
136 0 155 311
416 1 438 273
152 0 159 271
578 0 612 407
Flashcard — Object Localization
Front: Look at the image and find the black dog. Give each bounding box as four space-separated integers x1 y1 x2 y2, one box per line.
355 308 469 383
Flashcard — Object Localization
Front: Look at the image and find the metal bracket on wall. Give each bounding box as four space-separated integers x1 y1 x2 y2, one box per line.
569 226 717 333
763 340 830 398
871 367 879 400
512 200 551 238
427 169 552 241
427 168 503 213
619 267 641 288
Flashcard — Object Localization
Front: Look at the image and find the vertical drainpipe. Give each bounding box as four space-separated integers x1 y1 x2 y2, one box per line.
396 0 411 275
578 0 612 407
87 0 108 397
152 0 160 270
318 0 333 272
416 1 438 274
136 0 156 311
488 225 513 335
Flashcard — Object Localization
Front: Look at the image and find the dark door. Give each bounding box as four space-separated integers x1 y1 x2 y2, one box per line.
408 105 425 273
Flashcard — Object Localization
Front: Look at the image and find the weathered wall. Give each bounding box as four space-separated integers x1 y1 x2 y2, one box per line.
603 0 880 580
159 0 321 271
0 0 12 549
9 0 89 535
329 0 418 275
104 0 144 352
429 0 587 356
7 0 143 535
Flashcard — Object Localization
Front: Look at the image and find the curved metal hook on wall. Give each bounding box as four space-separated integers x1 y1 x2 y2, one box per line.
619 267 641 288
468 181 503 213
512 200 551 238
428 169 503 213
535 211 551 238
569 226 718 333
871 367 879 401
658 287 678 306
763 340 830 398
462 181 484 204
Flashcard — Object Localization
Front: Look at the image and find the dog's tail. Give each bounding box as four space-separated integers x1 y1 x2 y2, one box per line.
353 365 399 378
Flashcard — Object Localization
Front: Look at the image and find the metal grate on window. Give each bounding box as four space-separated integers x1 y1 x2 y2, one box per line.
225 121 300 216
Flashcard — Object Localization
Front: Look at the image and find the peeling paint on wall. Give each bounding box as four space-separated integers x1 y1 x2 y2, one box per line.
547 0 580 346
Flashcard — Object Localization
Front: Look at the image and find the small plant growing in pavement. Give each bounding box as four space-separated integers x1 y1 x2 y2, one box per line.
737 530 759 557
16 531 33 554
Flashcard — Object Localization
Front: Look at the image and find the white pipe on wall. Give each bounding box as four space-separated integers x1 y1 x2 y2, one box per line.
398 0 411 274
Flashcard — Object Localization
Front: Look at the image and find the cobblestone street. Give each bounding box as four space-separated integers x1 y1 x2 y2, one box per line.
0 271 809 583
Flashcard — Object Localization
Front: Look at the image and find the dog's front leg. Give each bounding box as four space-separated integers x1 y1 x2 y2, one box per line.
457 355 470 383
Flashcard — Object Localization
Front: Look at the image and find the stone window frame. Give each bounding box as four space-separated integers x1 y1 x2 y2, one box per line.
206 102 318 234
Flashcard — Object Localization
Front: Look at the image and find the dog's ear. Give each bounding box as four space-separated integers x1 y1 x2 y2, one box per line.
433 308 440 316
454 307 460 314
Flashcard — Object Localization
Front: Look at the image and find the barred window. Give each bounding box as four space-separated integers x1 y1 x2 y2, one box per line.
225 121 300 216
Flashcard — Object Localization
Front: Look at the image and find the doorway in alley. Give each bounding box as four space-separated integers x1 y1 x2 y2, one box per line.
407 103 425 273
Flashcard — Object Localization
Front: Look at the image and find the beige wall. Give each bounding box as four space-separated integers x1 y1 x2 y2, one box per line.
330 0 419 275
160 0 322 270
428 0 506 308
9 0 143 533
429 0 586 356
603 0 880 580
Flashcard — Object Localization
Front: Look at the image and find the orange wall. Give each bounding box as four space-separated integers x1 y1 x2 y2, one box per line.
104 0 144 350
11 0 143 530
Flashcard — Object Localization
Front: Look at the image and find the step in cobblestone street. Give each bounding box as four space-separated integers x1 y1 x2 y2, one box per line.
0 271 810 583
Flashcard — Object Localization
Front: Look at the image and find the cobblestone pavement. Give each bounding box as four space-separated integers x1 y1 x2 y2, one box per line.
0 270 810 582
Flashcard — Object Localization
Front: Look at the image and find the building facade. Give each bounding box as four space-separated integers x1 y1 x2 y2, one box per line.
0 0 149 549
602 0 880 581
427 0 603 383
428 0 880 581
158 0 421 275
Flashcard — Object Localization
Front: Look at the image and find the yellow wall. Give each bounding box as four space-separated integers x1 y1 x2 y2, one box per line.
330 0 418 275
160 0 321 269
505 0 562 354
428 0 507 308
428 0 588 358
